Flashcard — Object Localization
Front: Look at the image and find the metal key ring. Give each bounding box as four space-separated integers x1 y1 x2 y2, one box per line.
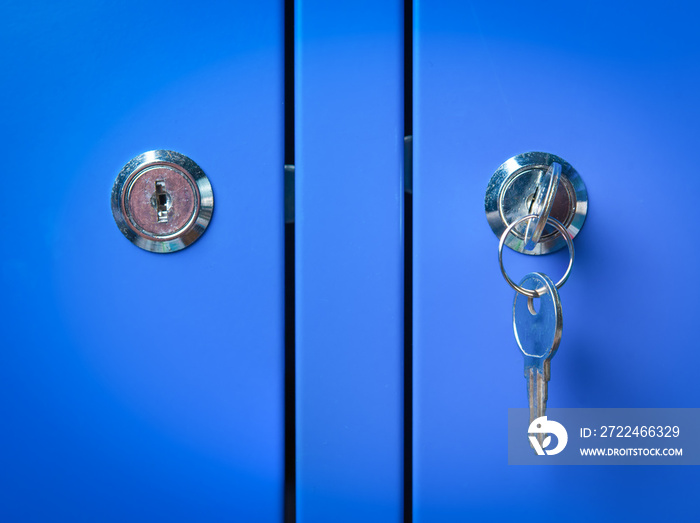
498 214 575 298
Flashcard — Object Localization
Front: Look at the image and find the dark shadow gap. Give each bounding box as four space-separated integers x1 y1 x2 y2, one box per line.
403 0 413 522
283 171 295 523
284 0 295 520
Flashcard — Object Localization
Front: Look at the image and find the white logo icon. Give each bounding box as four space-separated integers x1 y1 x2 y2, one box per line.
528 416 568 455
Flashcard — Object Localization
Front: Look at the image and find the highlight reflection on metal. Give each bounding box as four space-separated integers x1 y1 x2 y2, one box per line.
485 152 587 255
111 150 214 253
498 214 574 298
514 272 562 360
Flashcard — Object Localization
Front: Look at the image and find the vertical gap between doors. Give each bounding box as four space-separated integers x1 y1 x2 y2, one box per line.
404 0 413 521
284 0 296 519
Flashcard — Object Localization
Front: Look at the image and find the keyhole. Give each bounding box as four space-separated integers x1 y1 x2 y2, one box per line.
527 189 539 213
151 180 172 223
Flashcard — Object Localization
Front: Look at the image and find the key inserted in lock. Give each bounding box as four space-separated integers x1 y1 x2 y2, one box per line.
522 162 560 251
484 151 588 255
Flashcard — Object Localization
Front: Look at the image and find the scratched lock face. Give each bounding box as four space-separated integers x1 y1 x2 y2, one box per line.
126 165 197 237
111 150 214 253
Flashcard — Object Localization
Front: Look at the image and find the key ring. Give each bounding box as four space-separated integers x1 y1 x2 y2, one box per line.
498 214 575 298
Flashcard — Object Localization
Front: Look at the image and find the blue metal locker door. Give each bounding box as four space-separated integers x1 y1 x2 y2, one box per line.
295 0 404 520
413 1 700 520
0 2 284 521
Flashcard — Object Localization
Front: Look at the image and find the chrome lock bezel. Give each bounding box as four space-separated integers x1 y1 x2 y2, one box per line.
111 150 214 253
485 151 588 255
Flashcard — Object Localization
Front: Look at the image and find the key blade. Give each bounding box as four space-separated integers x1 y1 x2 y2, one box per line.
527 363 550 450
526 361 550 422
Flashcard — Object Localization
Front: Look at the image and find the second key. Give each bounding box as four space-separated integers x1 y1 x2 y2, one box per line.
513 272 563 444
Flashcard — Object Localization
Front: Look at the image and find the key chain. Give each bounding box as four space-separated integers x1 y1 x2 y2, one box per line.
499 215 573 426
485 152 587 450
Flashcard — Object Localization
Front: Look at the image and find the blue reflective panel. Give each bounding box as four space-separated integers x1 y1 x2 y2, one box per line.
295 1 404 520
413 1 700 520
0 2 284 521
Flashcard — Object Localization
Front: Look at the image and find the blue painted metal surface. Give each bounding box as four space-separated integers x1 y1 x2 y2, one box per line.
295 0 404 520
0 2 284 521
413 1 700 520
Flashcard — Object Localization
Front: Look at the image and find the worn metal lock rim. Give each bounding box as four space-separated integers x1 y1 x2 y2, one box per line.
485 151 588 255
111 149 214 253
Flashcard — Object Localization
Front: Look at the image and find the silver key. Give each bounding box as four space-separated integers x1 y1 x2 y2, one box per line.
523 162 561 251
513 272 562 446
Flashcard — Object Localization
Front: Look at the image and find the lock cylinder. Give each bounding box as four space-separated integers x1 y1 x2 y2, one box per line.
111 150 214 253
